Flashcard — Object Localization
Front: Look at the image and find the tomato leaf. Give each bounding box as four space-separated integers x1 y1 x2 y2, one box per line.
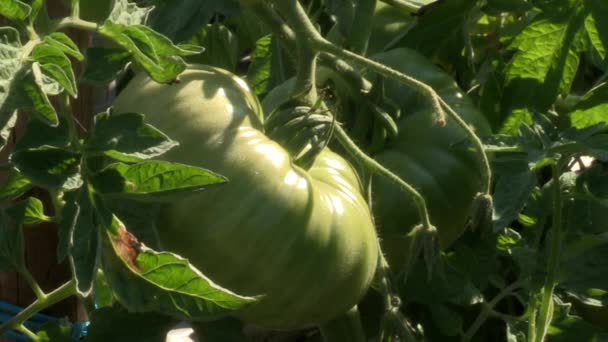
6 196 51 225
106 0 153 26
100 215 258 319
83 307 177 342
32 43 78 97
0 209 24 271
69 188 99 296
14 114 70 151
0 27 23 150
584 0 608 62
569 83 608 129
56 191 78 263
0 0 31 22
492 156 538 232
186 24 236 72
36 321 77 342
82 48 131 84
99 22 202 83
85 111 178 162
247 35 293 97
146 0 239 42
500 4 587 133
9 146 83 190
44 32 84 61
20 65 59 126
0 171 32 202
90 161 226 202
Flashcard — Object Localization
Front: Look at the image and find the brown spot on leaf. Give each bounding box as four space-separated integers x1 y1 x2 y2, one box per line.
113 224 142 272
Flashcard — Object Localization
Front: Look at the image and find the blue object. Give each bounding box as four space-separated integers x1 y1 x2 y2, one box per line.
0 300 89 341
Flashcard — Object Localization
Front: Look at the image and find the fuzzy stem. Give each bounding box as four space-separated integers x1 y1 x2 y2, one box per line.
0 280 76 336
334 124 433 233
438 97 492 193
313 38 446 125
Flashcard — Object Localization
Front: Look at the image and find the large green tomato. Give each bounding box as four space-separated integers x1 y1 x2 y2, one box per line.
112 65 379 329
369 49 491 269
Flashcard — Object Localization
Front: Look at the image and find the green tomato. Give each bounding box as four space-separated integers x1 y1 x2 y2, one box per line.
112 65 379 329
369 48 491 269
367 2 413 55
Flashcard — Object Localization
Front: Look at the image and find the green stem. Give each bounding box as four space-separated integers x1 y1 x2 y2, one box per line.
249 0 372 96
319 306 367 342
70 0 80 19
16 324 38 341
437 97 492 193
534 163 563 341
527 296 538 342
272 0 321 104
462 280 524 342
0 280 76 336
346 0 378 55
334 125 433 231
313 38 446 125
54 17 98 32
19 268 46 301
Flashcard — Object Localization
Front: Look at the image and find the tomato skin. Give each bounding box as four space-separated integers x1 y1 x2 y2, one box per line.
369 49 491 269
112 66 379 329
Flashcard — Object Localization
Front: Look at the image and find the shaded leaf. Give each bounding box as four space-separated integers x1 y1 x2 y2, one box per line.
86 111 178 162
0 171 32 202
83 307 176 342
0 209 24 271
69 188 99 296
36 321 77 342
10 146 82 190
147 0 239 42
82 48 131 84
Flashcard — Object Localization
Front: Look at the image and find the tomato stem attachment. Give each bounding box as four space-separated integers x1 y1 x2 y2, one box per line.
333 124 434 232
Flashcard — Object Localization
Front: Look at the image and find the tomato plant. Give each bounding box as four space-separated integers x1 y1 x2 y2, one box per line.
0 0 607 341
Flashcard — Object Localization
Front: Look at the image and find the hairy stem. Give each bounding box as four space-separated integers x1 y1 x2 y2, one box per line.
438 97 492 193
534 163 563 341
0 280 76 336
314 38 447 125
334 124 433 232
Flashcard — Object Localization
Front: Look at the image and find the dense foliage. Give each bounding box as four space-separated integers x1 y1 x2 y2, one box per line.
0 0 607 341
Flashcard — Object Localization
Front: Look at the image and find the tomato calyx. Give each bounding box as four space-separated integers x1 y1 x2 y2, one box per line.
265 103 336 169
